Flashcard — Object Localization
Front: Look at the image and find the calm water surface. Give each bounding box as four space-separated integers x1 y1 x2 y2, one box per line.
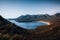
8 20 48 29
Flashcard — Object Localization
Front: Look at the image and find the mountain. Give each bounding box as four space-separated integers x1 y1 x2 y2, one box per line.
0 14 60 40
55 13 60 17
15 13 60 22
15 14 52 22
28 14 60 40
0 15 30 40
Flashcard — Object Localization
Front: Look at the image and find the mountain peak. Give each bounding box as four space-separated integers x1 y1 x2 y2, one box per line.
0 15 5 22
0 15 4 19
0 15 10 25
55 13 60 16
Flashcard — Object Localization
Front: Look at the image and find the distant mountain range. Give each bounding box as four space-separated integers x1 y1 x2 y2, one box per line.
0 13 60 40
15 13 60 22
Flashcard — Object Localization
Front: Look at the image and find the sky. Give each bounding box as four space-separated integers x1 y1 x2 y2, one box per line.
0 0 60 18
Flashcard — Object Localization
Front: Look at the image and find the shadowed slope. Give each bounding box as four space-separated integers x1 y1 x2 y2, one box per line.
0 15 30 40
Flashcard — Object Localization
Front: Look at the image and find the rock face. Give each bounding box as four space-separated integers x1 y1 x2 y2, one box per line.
0 13 60 40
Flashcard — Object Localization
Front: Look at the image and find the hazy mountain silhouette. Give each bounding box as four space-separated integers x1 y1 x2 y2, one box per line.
15 13 60 22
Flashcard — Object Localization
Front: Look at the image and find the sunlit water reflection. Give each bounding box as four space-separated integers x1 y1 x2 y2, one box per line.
8 20 49 29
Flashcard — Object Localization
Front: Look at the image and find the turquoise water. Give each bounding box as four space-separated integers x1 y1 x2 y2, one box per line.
9 20 48 29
